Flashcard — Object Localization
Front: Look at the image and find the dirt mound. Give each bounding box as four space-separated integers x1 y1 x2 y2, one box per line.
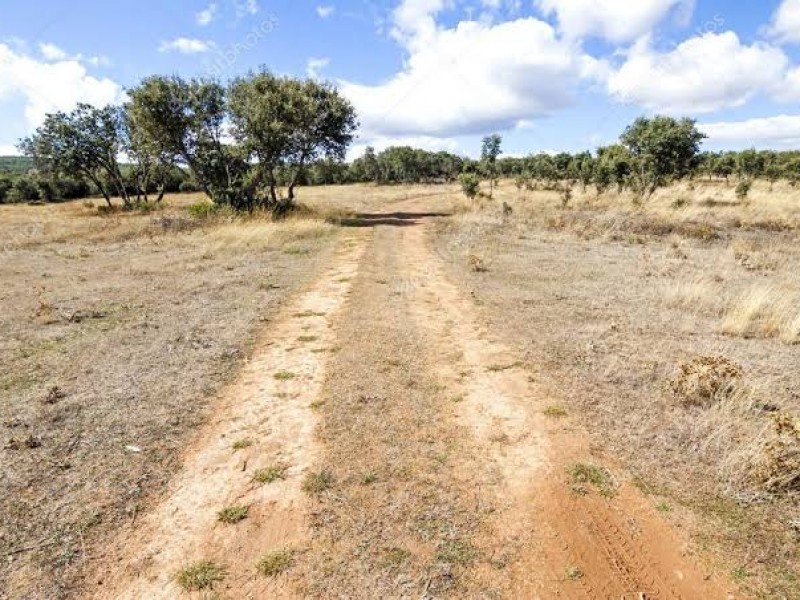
671 356 744 407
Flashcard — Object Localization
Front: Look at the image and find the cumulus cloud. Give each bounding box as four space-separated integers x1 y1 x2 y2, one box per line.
702 115 800 147
777 65 800 101
38 42 110 67
158 37 215 54
766 0 800 44
607 32 788 114
342 2 606 139
196 3 217 26
535 0 694 43
39 42 68 61
316 4 335 18
307 57 330 79
0 43 125 127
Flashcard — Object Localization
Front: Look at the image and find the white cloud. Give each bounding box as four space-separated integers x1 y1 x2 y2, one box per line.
391 0 452 47
766 0 800 44
158 37 215 54
778 65 800 101
234 0 259 18
307 57 330 79
702 115 800 147
607 32 788 114
316 4 335 18
39 42 68 61
38 43 110 67
196 2 217 26
342 6 607 139
0 43 125 127
535 0 694 43
0 144 21 156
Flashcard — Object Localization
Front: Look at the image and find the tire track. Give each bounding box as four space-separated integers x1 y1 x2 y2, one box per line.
88 231 367 599
396 214 732 599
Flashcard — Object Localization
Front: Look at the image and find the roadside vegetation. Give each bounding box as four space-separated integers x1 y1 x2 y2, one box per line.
434 174 800 597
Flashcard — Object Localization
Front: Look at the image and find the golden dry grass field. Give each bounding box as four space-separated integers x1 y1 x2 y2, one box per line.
1 180 799 599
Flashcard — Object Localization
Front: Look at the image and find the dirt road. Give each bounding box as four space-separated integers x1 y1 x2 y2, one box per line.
88 198 739 599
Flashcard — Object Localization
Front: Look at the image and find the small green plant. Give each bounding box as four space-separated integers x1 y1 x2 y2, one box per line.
543 406 568 418
435 540 476 566
459 172 481 199
655 501 672 513
671 197 690 209
293 310 326 318
361 471 377 485
176 560 226 591
187 202 216 219
568 463 616 498
560 185 573 208
303 469 335 494
381 547 411 569
735 179 752 201
565 565 583 581
257 550 294 577
232 438 253 451
217 504 249 525
731 564 751 581
273 370 296 381
254 464 288 484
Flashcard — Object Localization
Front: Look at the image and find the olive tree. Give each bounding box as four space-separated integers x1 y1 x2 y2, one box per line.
125 76 247 208
480 134 502 198
20 104 130 207
621 116 706 199
228 70 357 211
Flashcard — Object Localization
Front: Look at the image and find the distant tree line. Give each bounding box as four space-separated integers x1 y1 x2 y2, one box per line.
5 104 800 207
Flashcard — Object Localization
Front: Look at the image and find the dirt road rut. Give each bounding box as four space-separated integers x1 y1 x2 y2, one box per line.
90 204 738 599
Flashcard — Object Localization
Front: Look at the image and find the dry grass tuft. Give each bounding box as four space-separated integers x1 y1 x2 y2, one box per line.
217 504 249 525
175 560 226 591
662 277 722 314
721 286 800 343
302 469 335 495
671 356 744 407
253 464 288 484
749 414 800 494
202 217 334 254
257 550 295 577
568 463 616 498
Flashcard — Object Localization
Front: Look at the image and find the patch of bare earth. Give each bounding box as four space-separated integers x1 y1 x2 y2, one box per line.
402 221 727 599
293 196 730 598
88 230 367 599
296 221 491 597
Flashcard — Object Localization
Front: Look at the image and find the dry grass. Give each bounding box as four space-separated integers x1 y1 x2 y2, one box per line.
256 550 294 578
661 277 723 314
175 560 226 591
0 193 340 598
202 217 335 254
253 464 288 484
217 504 249 525
721 285 800 343
433 178 800 596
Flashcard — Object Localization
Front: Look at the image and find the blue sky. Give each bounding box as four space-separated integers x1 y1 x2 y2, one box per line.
1 0 799 158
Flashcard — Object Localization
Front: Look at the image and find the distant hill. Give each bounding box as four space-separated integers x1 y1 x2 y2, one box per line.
0 156 33 176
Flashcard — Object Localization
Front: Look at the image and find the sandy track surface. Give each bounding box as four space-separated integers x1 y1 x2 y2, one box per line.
88 232 366 599
89 199 740 599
